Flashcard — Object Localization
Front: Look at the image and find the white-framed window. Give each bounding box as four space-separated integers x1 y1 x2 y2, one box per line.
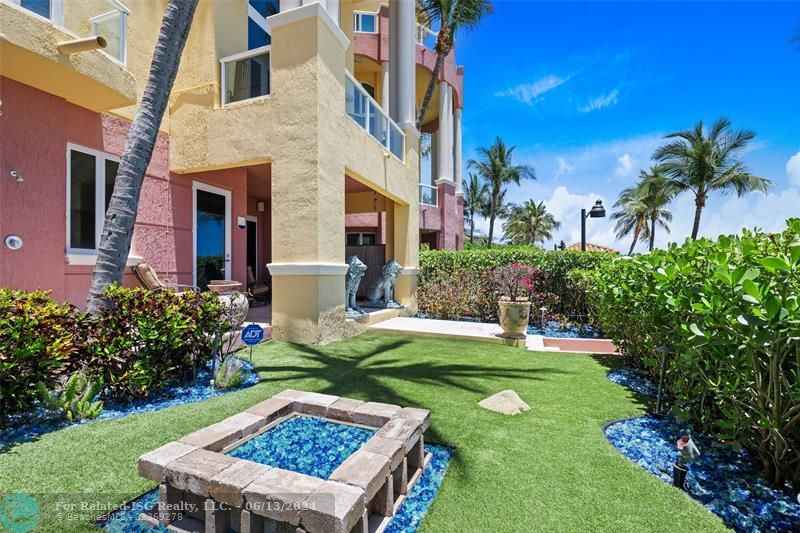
346 232 377 246
8 0 64 25
353 11 377 33
90 9 128 64
66 144 120 253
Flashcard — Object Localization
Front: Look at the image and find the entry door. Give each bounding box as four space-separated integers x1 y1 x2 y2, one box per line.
193 183 231 290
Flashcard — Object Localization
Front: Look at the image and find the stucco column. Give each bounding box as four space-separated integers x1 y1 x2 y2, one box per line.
454 106 463 194
430 131 438 182
436 82 453 183
267 3 352 344
389 0 416 131
380 61 390 111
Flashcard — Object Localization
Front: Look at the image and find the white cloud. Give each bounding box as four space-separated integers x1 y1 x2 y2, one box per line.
614 153 634 177
787 150 800 185
539 186 617 250
555 157 575 179
495 75 567 105
579 89 619 113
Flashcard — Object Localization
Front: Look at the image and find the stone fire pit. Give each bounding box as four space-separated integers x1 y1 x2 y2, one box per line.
137 390 431 533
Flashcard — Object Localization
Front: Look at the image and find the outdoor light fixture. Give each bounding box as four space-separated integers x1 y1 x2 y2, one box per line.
674 435 701 490
257 201 265 212
581 200 606 251
10 170 23 183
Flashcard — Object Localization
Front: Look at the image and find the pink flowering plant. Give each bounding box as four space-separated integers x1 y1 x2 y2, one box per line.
490 261 540 302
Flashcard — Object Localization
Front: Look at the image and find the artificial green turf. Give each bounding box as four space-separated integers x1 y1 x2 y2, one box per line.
0 333 728 532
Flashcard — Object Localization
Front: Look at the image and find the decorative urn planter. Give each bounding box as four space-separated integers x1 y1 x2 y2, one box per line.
498 298 532 339
208 280 242 294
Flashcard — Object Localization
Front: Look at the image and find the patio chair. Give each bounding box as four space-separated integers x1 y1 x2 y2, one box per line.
133 262 198 294
247 266 270 305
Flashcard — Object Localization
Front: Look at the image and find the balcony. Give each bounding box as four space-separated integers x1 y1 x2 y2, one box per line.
0 0 135 111
419 183 438 206
345 71 405 162
220 46 271 106
416 23 437 49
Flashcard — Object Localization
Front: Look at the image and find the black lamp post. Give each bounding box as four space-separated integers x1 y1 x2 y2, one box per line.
581 200 606 251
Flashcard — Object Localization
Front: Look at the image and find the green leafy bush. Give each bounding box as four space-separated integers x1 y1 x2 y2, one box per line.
38 370 104 421
88 286 227 399
0 289 87 421
582 219 800 490
0 286 228 421
418 248 614 322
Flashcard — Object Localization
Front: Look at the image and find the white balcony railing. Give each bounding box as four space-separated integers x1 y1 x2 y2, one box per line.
416 23 437 49
10 0 130 64
419 183 438 206
220 46 271 106
345 71 405 162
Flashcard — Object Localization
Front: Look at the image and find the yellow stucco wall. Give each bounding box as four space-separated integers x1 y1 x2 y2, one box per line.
0 1 136 111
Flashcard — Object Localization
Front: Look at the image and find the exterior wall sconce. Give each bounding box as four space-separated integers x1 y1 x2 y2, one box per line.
10 170 23 183
257 201 265 212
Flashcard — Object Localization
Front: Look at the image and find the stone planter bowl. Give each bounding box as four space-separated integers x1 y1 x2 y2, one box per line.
498 300 532 339
208 280 242 294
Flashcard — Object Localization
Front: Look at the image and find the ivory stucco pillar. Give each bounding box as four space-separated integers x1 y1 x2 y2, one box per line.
436 82 453 183
389 0 416 131
454 106 463 194
380 61 390 111
267 3 352 344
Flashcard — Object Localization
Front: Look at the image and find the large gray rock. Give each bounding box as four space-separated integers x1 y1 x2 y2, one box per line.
478 390 531 416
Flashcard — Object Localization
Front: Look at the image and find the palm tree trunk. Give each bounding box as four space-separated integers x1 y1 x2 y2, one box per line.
649 216 656 251
416 53 445 130
628 229 639 255
86 0 199 314
691 194 705 240
487 200 496 248
469 215 475 242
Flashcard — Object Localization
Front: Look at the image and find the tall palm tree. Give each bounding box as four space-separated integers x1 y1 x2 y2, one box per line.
653 118 771 240
638 166 673 251
502 200 560 246
462 172 488 242
467 137 535 247
416 0 493 129
612 186 650 255
87 0 199 313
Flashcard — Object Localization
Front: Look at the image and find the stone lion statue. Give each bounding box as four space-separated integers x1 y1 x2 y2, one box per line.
366 260 404 308
345 255 368 318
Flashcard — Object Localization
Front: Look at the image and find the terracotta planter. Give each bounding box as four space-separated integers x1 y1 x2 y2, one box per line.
498 300 531 339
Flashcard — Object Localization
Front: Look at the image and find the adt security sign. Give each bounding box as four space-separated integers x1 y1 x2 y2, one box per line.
242 324 264 345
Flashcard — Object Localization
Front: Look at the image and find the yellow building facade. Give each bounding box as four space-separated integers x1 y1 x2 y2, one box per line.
0 0 464 344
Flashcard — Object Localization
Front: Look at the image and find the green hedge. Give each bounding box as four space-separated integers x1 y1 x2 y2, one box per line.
582 219 800 489
0 286 226 423
418 248 616 322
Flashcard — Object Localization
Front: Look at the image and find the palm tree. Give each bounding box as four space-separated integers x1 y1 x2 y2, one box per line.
467 137 535 247
653 118 771 240
87 0 199 313
638 166 673 251
612 186 650 255
416 0 493 129
502 200 560 246
462 173 488 242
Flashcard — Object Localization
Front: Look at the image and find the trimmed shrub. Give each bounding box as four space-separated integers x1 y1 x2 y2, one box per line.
88 286 227 399
418 248 615 322
0 285 228 422
582 219 800 490
0 289 87 421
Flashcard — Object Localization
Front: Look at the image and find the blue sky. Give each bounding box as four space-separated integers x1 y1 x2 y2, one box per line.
453 0 800 251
